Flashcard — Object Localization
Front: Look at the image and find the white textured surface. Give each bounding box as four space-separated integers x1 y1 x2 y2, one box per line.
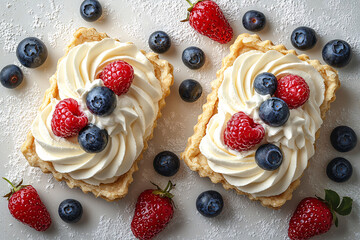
0 0 359 239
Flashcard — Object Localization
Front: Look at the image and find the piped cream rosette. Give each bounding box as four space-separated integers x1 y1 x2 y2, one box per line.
32 38 162 185
200 50 325 197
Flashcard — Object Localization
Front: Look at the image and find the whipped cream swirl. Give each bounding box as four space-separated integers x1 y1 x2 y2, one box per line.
32 39 162 185
200 50 325 197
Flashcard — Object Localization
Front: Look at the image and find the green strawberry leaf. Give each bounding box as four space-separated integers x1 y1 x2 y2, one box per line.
151 181 175 199
3 192 11 199
325 189 340 209
335 197 353 216
334 214 339 227
15 179 23 188
316 195 325 202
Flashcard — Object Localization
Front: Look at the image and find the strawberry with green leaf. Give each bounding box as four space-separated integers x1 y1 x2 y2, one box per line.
288 189 353 240
181 0 233 44
131 181 175 240
3 177 52 232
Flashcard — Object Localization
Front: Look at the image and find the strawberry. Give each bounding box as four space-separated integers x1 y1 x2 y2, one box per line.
131 181 175 240
181 0 233 44
3 178 52 231
288 189 353 240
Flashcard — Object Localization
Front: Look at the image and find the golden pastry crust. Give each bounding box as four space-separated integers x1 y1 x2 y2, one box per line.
21 27 174 201
181 33 340 209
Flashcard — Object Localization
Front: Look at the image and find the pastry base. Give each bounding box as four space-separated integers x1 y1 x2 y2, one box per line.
181 33 340 209
21 27 174 201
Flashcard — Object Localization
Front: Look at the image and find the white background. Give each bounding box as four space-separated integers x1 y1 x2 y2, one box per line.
0 0 359 239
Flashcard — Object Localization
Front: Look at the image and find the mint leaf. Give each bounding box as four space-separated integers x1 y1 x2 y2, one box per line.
336 197 353 216
325 189 340 209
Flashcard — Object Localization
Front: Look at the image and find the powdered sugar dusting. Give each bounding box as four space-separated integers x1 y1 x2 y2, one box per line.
0 20 26 53
92 214 133 239
1 81 44 183
0 0 359 239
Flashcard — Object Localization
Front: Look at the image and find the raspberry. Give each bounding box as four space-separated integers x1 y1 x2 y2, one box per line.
275 74 310 109
223 112 265 152
99 60 134 96
51 98 88 138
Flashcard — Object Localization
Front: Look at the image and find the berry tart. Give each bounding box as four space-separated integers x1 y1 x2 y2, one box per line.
21 28 174 201
182 33 340 209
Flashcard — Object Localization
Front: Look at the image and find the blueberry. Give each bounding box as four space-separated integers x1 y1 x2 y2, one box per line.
253 72 277 95
330 126 357 152
86 86 117 116
153 151 180 177
259 97 290 127
58 199 83 223
255 144 283 171
80 0 102 22
182 47 205 69
148 31 171 54
196 190 224 218
326 157 353 183
78 124 109 153
291 26 317 50
0 65 23 89
242 10 266 32
179 79 202 102
16 37 48 68
322 40 352 68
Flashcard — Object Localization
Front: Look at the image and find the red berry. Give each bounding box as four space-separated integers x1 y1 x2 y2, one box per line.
3 178 51 232
288 190 353 240
99 60 134 96
51 98 88 138
288 197 332 240
183 0 233 44
223 112 265 152
275 74 310 109
131 181 175 240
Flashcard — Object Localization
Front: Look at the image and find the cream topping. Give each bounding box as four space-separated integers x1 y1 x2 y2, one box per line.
32 39 162 185
200 50 325 197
